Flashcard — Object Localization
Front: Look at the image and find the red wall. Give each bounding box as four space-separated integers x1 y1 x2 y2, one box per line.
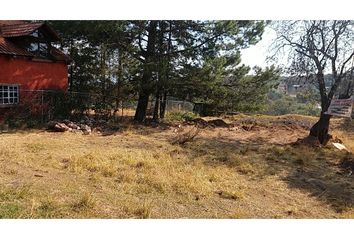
0 56 68 91
0 56 68 122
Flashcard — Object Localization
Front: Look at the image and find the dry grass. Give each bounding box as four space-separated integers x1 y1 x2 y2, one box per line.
0 114 353 218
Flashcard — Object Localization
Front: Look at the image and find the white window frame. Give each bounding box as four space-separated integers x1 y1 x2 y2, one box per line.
0 84 19 106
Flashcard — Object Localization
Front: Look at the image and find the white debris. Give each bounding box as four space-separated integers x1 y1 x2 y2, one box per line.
332 142 348 151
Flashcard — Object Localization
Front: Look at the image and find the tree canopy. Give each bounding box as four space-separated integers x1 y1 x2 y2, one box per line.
49 20 280 120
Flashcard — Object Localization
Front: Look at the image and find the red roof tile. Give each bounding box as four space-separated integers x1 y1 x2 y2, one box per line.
0 20 27 26
0 21 68 62
0 37 34 57
1 22 44 37
0 22 60 41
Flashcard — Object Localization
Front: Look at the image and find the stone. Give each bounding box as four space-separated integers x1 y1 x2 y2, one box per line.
54 122 70 132
79 124 92 135
67 122 80 130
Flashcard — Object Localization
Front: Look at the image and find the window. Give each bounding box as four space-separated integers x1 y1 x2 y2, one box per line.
27 42 49 57
39 43 48 56
26 30 50 58
28 42 39 52
30 30 39 38
0 85 19 105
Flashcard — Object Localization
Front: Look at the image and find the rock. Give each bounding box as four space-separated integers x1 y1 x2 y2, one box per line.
54 122 70 132
47 121 70 132
79 124 92 135
71 129 82 134
56 123 70 132
67 122 80 130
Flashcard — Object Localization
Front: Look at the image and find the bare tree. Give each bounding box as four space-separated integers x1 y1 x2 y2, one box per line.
272 20 354 144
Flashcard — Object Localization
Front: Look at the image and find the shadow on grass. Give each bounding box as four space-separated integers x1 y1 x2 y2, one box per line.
335 118 354 133
1 116 175 137
184 134 354 214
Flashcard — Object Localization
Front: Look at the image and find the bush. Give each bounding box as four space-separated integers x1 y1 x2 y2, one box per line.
264 93 321 116
165 111 199 122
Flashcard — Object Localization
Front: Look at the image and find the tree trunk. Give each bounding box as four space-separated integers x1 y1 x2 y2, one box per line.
309 113 332 145
134 91 150 122
309 71 332 145
152 90 160 122
160 91 167 119
133 21 158 122
115 50 122 119
100 44 107 112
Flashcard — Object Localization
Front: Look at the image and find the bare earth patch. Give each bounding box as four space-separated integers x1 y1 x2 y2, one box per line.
0 114 353 218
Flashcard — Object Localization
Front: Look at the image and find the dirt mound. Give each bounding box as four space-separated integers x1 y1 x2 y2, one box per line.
192 118 208 128
191 118 229 128
207 119 229 128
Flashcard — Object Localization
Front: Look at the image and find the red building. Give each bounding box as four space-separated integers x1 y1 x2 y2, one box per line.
0 21 69 121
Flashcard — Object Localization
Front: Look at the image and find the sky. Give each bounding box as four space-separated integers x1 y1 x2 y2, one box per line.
240 27 278 69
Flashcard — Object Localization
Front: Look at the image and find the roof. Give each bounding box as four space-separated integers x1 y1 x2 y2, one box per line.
0 22 60 41
1 22 43 37
50 47 71 62
0 20 27 26
0 21 70 62
0 37 34 57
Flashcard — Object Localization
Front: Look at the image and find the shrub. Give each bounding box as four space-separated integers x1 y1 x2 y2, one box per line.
165 111 199 122
264 93 321 116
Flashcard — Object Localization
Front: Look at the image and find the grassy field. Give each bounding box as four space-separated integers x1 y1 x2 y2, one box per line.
0 114 353 218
